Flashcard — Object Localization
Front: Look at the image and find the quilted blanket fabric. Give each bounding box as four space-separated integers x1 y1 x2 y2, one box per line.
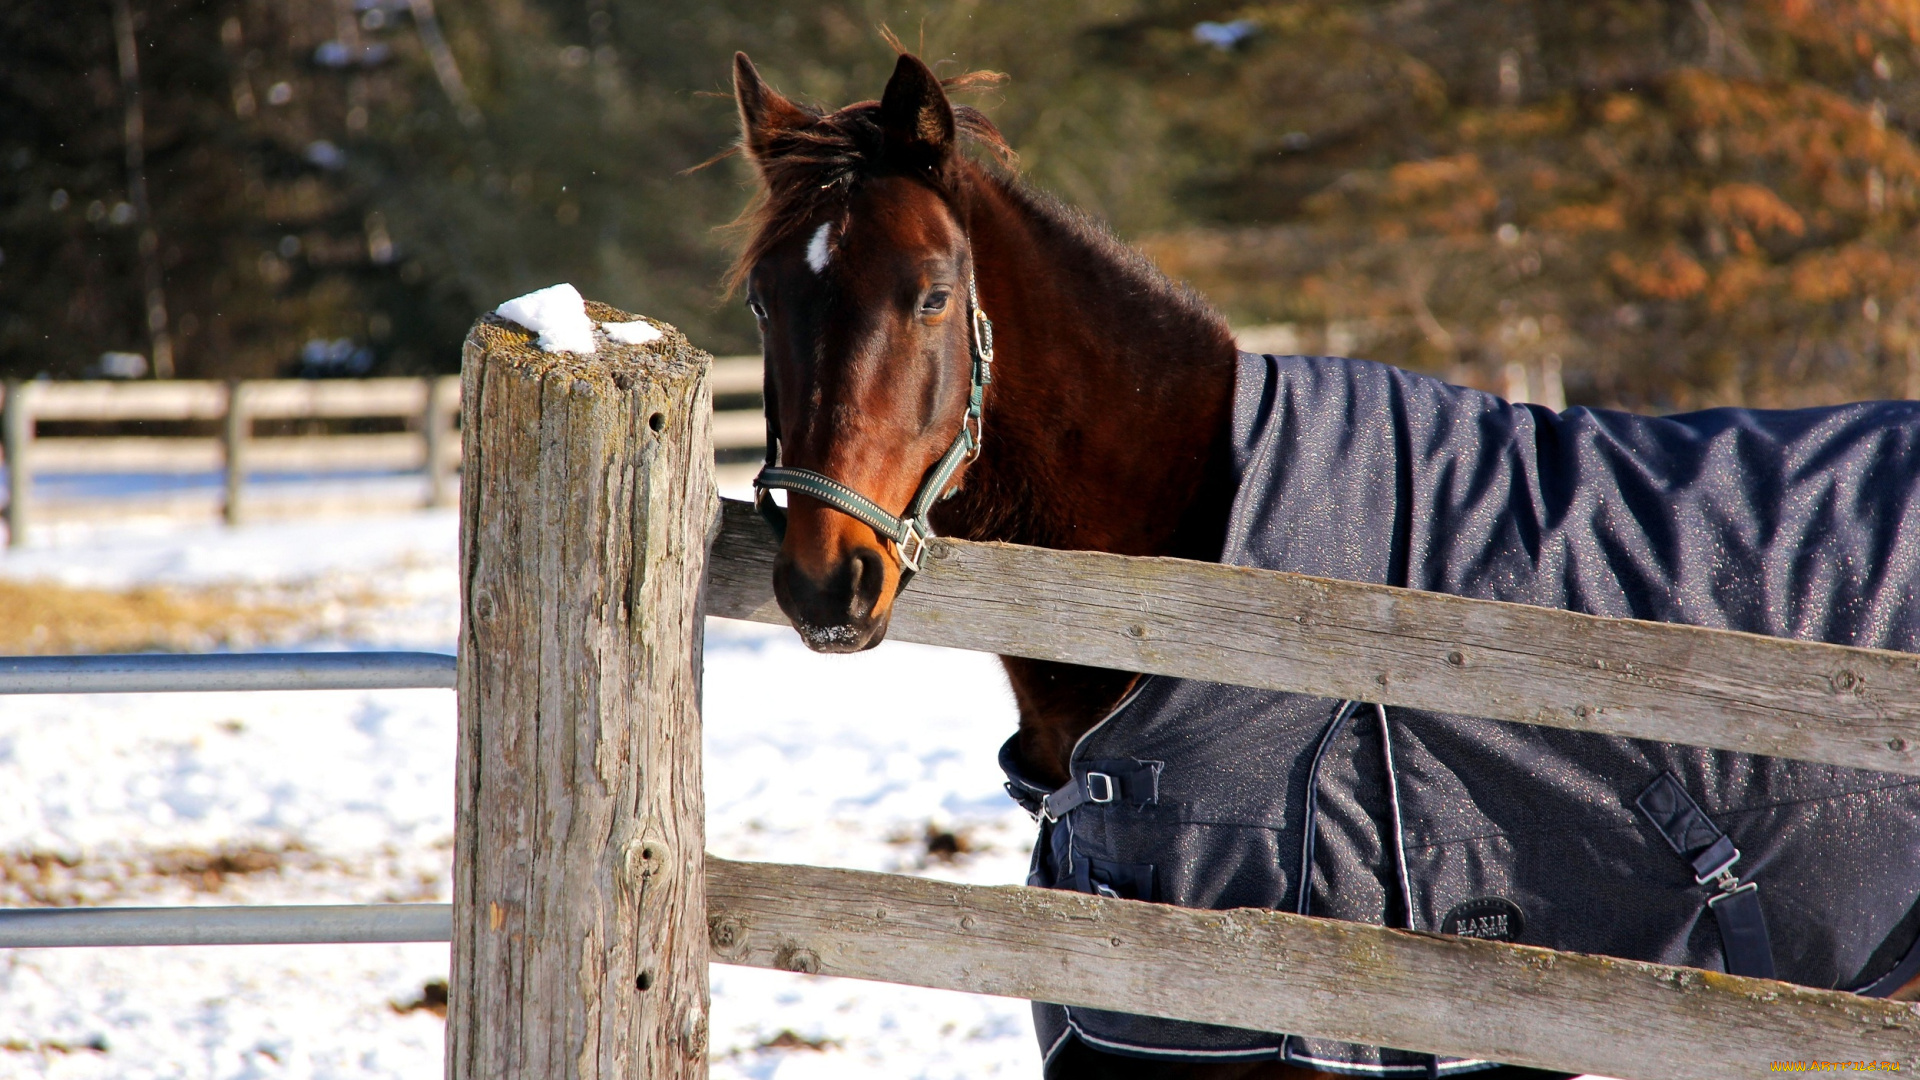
1010 352 1920 1076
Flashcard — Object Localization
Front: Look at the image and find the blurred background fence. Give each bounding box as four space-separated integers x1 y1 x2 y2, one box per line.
3 325 1532 540
0 357 767 540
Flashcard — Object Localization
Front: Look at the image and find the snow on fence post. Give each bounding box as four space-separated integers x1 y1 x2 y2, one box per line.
3 380 31 548
452 301 716 1079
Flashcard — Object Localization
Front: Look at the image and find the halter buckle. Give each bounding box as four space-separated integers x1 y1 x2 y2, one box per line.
896 520 929 573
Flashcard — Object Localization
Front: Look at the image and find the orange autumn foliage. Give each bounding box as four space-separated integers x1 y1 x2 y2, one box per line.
1708 183 1807 238
1611 246 1713 300
1123 0 1920 409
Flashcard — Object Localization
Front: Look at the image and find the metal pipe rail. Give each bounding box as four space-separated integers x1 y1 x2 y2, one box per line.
0 653 458 952
0 651 456 694
0 904 452 947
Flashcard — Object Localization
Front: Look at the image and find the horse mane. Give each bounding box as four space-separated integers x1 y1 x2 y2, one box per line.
984 175 1233 350
722 70 1012 296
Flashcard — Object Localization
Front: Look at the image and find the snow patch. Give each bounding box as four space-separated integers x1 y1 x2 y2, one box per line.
494 283 596 354
806 222 833 273
600 319 663 346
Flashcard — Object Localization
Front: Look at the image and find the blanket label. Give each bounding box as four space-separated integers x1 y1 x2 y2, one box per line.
1442 896 1525 942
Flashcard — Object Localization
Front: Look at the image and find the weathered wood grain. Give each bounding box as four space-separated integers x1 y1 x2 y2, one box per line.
707 857 1920 1080
706 497 1920 776
453 307 716 1080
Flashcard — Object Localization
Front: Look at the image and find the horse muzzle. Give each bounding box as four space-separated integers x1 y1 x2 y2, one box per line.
772 543 896 653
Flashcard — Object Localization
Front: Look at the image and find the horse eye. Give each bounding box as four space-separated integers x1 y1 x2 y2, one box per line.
747 300 767 322
920 290 950 315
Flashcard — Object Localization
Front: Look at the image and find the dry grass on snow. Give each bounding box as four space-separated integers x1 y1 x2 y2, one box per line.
0 842 333 907
0 838 453 908
0 578 307 654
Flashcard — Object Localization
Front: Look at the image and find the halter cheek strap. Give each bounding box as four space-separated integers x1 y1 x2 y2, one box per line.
753 268 993 575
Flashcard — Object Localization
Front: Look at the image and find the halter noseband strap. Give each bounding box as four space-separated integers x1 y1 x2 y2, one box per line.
753 268 994 575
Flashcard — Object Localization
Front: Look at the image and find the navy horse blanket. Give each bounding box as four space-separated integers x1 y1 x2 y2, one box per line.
1003 352 1920 1076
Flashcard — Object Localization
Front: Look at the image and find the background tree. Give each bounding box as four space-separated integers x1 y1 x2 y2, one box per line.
1126 0 1920 409
1 0 466 379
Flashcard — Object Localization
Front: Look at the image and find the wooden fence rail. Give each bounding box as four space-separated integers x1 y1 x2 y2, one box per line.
708 858 1920 1080
453 312 1920 1080
708 498 1920 777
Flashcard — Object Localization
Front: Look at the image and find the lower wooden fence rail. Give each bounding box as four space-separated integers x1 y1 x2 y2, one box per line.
455 310 1917 1080
705 858 1920 1080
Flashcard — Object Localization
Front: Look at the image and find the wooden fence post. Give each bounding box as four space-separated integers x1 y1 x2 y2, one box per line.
423 374 457 509
452 304 715 1080
222 380 249 527
3 380 31 548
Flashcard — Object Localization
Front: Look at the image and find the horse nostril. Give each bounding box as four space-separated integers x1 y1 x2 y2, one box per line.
848 548 886 623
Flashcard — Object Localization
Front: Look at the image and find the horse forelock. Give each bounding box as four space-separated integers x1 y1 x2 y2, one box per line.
726 91 1011 295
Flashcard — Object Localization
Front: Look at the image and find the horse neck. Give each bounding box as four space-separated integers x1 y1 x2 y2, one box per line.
942 167 1242 787
946 166 1241 560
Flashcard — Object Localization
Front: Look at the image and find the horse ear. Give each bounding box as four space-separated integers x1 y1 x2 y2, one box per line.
878 53 955 167
734 52 808 163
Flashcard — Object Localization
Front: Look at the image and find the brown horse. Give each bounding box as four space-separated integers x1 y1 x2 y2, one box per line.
731 51 1235 791
728 49 1918 1080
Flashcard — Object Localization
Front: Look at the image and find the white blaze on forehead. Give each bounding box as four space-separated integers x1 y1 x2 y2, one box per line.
805 221 833 273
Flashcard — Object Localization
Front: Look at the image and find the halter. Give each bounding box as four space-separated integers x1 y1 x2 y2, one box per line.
753 267 993 575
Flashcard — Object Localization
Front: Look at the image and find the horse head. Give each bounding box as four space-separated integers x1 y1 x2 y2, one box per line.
731 51 1005 653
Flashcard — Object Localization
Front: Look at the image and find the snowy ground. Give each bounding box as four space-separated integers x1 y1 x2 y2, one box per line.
0 503 1039 1079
